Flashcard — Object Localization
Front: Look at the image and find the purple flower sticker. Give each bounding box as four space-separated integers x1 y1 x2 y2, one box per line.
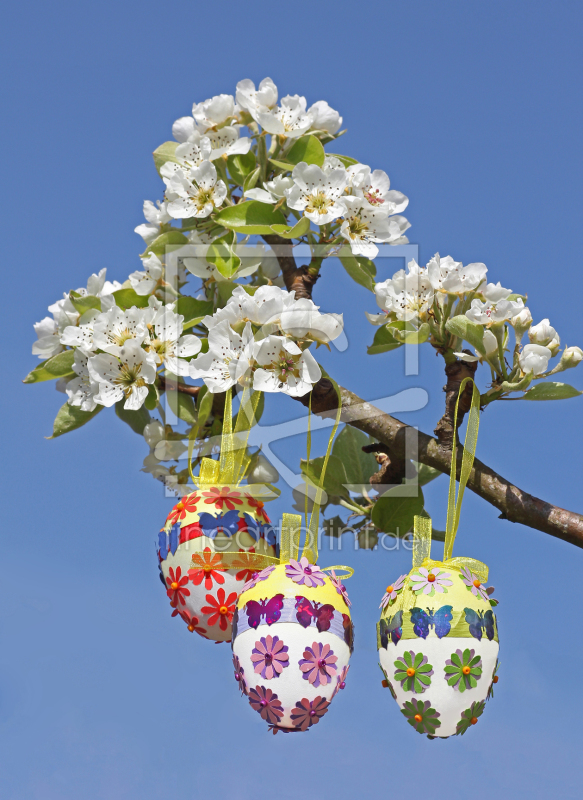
290 696 330 731
251 635 290 679
379 574 407 609
242 564 276 593
248 686 284 725
299 642 338 687
232 654 247 695
459 567 490 602
331 665 350 698
410 567 453 596
329 570 351 607
285 557 326 588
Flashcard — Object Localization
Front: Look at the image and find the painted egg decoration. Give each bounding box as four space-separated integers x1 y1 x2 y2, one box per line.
232 559 353 733
377 562 499 738
158 487 278 643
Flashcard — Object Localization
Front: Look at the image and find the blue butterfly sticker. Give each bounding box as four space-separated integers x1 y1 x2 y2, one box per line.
410 606 453 639
464 608 496 641
379 611 403 648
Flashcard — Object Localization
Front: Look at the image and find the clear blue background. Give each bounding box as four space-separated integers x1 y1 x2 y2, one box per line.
2 1 582 798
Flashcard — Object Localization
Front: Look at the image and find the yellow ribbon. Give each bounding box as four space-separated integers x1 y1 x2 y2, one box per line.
410 378 488 584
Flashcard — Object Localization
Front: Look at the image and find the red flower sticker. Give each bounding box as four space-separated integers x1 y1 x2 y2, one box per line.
202 487 243 511
166 495 200 526
200 587 238 631
166 566 191 607
244 495 270 523
188 548 226 590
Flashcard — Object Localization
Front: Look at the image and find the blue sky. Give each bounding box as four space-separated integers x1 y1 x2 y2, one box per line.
2 1 583 798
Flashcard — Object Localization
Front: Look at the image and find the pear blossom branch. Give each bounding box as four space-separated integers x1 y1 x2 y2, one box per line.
295 378 583 549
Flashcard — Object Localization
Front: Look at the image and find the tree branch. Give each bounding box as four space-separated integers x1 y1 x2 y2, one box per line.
262 234 320 299
434 357 478 447
296 379 583 549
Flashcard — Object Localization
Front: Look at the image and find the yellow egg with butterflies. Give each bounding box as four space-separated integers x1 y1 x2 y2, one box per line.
377 560 500 738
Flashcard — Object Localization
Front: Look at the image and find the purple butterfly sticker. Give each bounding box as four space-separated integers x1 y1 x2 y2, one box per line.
245 594 285 629
295 596 335 632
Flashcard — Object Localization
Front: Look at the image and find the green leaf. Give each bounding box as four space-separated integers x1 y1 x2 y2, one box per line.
367 325 403 355
326 153 359 167
371 487 425 536
196 385 214 430
112 288 150 309
356 255 376 279
323 515 346 538
268 158 294 171
115 401 151 434
214 201 287 235
388 322 430 345
227 151 257 185
167 389 197 424
300 455 349 500
243 166 261 192
285 135 325 167
145 384 159 411
522 381 583 401
332 425 378 485
411 462 443 486
153 141 178 175
445 315 486 355
270 217 311 239
68 293 101 315
175 296 214 330
338 246 375 292
24 350 75 384
50 402 103 438
140 230 189 258
206 231 241 279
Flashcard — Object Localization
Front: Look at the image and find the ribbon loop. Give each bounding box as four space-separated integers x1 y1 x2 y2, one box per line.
444 377 480 562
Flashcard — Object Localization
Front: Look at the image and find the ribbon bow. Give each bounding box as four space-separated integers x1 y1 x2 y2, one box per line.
410 377 488 583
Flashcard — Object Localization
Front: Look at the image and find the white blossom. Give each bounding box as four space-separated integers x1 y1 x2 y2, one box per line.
247 452 280 484
192 94 236 132
426 253 487 294
89 339 157 410
252 336 321 397
165 162 227 219
65 351 100 411
236 77 278 120
374 260 434 324
134 200 171 244
340 196 410 258
465 296 525 326
60 317 97 354
511 307 533 333
256 95 313 139
143 303 201 376
519 344 552 376
244 174 294 204
308 100 343 134
347 164 409 213
285 161 347 225
279 298 344 343
92 306 148 354
32 315 68 359
189 320 254 392
482 282 513 303
129 253 164 296
557 346 583 370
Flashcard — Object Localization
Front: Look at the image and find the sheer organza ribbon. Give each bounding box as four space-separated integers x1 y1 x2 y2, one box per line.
410 377 488 583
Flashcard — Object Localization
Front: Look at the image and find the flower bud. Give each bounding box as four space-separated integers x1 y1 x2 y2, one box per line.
511 307 532 335
247 452 280 484
558 346 583 370
482 329 498 355
529 318 557 347
547 335 561 357
144 420 165 448
519 343 552 376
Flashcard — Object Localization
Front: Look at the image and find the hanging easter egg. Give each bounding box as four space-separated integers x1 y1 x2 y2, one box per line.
377 560 499 738
232 559 353 733
158 487 278 643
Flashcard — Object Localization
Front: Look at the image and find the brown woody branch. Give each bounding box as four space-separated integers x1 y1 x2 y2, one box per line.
262 234 320 299
296 378 583 548
434 356 478 447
